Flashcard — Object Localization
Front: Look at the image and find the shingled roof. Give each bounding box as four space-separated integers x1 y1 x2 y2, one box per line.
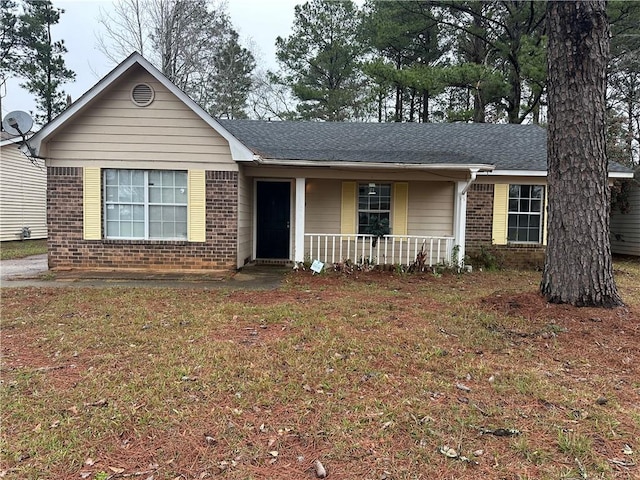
218 120 634 173
219 120 547 170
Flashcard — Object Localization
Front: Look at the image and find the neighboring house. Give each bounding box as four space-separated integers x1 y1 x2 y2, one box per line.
0 132 47 242
26 53 634 273
610 173 640 256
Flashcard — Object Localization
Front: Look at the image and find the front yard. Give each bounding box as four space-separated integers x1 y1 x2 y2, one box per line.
1 261 639 479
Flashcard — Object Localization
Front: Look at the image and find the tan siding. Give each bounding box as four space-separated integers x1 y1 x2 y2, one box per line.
305 179 342 234
611 185 640 256
305 179 453 236
406 182 454 236
0 143 47 241
237 167 253 266
45 66 236 169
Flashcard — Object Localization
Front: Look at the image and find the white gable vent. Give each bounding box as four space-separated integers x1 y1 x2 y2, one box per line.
131 83 154 106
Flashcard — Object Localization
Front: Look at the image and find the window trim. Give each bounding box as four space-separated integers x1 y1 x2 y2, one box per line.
103 169 188 241
357 182 392 235
507 184 545 244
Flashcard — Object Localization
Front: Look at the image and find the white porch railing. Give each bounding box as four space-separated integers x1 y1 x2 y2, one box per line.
304 234 455 267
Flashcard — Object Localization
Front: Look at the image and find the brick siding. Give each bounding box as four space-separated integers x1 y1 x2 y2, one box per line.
465 183 545 270
47 168 238 272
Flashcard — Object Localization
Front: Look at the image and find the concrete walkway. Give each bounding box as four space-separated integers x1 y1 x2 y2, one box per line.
0 254 287 289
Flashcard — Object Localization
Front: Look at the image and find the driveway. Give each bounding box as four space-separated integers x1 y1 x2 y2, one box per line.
0 254 286 289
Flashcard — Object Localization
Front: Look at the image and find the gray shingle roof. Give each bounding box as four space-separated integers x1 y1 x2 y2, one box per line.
218 120 632 173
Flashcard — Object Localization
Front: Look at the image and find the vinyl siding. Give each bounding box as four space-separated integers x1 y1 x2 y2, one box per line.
305 179 454 236
406 182 454 236
45 66 236 170
0 142 47 241
306 179 342 234
611 184 640 256
237 167 253 266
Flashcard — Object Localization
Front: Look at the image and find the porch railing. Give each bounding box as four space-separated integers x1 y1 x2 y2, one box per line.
304 234 455 267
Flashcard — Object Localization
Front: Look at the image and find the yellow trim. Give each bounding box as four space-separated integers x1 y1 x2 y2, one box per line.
83 167 102 240
188 170 206 242
340 181 357 235
492 184 509 245
393 182 408 235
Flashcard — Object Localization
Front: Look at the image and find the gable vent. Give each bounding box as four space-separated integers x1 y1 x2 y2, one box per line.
131 83 154 106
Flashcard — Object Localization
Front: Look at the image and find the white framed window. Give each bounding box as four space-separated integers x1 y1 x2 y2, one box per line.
104 169 188 240
508 184 544 243
358 183 391 234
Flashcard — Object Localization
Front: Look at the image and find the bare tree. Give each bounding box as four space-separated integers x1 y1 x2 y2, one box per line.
541 0 623 307
97 0 255 117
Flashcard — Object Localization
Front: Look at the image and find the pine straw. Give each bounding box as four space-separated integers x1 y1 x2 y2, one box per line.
1 263 639 479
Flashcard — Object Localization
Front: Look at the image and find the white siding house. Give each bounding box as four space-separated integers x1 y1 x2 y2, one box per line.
611 178 640 256
0 135 47 241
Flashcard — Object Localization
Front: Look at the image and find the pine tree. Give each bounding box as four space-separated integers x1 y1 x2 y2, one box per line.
17 0 75 125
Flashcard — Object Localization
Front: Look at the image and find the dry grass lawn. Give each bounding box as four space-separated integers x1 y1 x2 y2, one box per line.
1 260 639 479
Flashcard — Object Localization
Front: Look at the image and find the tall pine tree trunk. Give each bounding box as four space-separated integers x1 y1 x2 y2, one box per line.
541 0 623 307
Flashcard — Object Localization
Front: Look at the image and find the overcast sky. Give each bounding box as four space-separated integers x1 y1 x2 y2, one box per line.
1 0 300 120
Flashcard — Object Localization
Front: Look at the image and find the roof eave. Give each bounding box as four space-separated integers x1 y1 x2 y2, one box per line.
255 158 495 171
484 169 634 178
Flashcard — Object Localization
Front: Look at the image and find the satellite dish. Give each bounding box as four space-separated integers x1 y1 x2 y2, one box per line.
2 111 34 136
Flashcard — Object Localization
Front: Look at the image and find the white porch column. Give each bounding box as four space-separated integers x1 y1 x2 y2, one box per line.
453 181 467 266
294 177 306 263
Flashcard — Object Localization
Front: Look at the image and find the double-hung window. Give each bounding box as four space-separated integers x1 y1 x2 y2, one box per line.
104 169 188 240
358 183 391 234
507 184 544 243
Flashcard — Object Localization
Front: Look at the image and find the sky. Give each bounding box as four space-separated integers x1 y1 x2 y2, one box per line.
1 0 301 121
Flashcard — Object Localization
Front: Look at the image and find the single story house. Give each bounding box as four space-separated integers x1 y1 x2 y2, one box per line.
0 132 47 241
26 53 634 273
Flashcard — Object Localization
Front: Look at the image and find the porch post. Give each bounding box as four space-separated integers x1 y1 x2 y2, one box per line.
294 177 306 263
453 181 467 266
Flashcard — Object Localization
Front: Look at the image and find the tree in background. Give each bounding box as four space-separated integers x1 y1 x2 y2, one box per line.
14 0 75 125
541 0 623 307
361 0 445 123
274 0 365 121
97 0 255 119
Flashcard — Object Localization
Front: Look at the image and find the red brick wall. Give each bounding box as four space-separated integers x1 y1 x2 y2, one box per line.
466 183 494 247
465 183 545 269
47 168 239 272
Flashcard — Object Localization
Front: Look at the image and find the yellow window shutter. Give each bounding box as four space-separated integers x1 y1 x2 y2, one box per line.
188 170 206 242
341 181 357 235
492 184 509 245
393 182 408 235
83 167 101 240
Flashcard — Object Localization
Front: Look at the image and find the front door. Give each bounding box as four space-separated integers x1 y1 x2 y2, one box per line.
256 181 290 259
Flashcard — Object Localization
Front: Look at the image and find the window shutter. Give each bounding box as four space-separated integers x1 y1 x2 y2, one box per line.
188 170 206 242
492 184 509 245
393 182 408 235
83 167 102 240
340 181 357 235
187 170 206 242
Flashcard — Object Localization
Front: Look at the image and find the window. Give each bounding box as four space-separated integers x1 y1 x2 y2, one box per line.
358 183 391 234
104 169 188 239
507 184 544 243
